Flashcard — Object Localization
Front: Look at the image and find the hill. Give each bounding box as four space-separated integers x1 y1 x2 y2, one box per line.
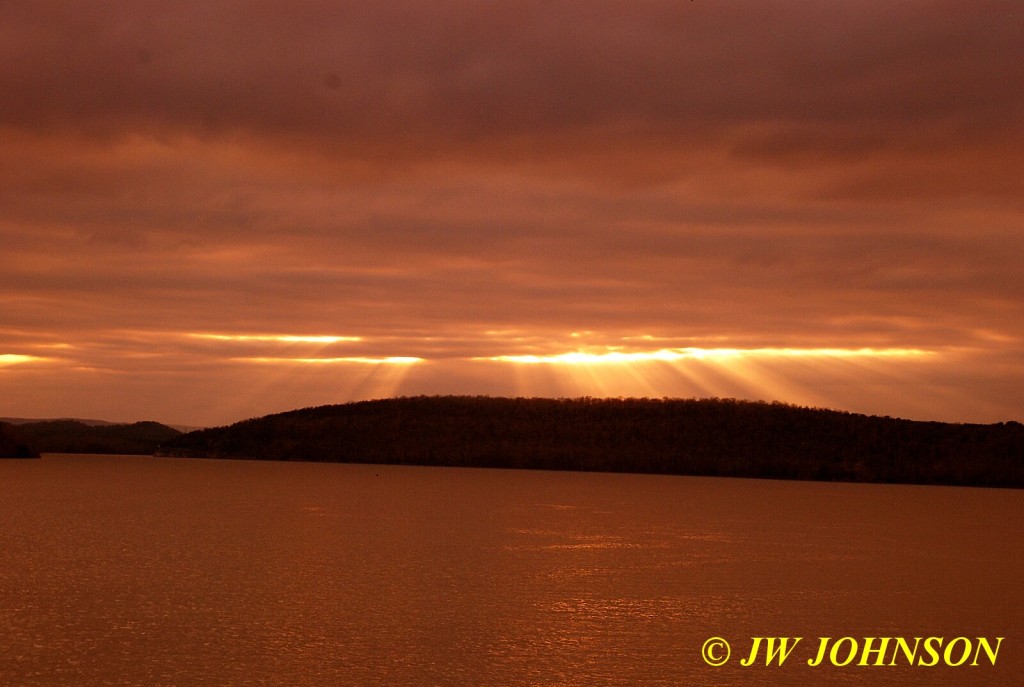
15 420 182 455
0 422 40 458
1 416 114 426
158 396 1023 488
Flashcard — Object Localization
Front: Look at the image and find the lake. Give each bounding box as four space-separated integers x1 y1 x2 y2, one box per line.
1 454 1020 686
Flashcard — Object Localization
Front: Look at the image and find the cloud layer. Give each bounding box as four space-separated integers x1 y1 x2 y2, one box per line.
2 1 1022 425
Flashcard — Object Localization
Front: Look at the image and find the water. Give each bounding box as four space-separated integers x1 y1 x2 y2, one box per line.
1 454 1020 686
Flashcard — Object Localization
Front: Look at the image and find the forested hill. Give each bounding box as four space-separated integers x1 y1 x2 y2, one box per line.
15 420 181 455
157 396 1023 488
0 423 39 458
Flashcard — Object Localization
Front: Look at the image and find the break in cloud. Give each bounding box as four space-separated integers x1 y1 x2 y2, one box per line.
1 1 1022 425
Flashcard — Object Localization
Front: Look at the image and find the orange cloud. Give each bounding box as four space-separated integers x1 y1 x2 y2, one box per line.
0 1 1021 425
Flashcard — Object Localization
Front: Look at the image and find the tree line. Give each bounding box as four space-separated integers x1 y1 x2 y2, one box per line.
4 420 181 455
157 396 1024 488
0 423 39 458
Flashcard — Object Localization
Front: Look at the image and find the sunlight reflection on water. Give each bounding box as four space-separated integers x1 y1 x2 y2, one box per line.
0 455 1020 686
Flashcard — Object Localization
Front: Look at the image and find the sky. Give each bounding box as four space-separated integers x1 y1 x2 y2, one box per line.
2 0 1022 427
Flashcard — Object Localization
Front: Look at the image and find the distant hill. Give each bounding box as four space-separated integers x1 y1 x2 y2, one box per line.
1 416 114 427
159 396 1023 488
15 420 182 455
0 417 200 433
0 422 39 458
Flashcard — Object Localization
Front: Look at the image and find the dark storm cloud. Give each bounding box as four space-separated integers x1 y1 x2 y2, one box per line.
2 1 1021 165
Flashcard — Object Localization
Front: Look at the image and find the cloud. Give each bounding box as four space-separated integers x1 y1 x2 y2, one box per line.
3 3 1020 160
0 1 1021 424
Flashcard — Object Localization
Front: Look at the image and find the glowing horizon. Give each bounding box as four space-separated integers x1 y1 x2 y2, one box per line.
189 333 363 344
0 354 50 366
479 347 938 365
237 356 424 365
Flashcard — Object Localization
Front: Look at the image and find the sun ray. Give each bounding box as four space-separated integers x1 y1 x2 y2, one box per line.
467 346 944 411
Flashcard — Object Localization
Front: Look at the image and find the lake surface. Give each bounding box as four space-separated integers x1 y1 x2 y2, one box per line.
0 454 1020 686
